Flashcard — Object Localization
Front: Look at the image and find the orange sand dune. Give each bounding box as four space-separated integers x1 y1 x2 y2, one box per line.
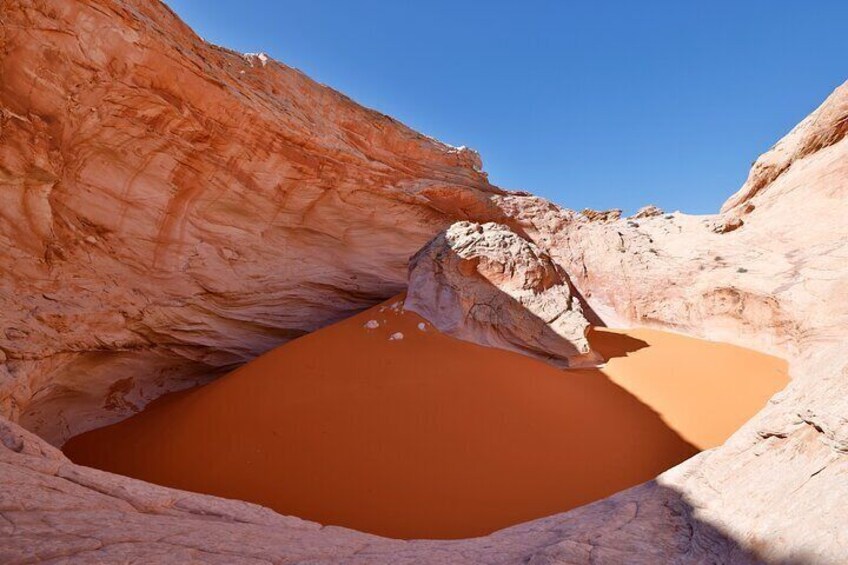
63 296 788 539
586 327 788 450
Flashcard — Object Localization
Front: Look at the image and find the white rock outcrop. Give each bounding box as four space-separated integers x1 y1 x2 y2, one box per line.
405 222 598 366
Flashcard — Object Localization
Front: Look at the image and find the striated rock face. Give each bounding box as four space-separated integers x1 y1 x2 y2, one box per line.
722 80 848 214
1 0 847 563
405 221 597 366
0 0 505 444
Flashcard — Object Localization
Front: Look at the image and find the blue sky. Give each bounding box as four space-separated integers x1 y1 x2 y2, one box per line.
165 1 848 214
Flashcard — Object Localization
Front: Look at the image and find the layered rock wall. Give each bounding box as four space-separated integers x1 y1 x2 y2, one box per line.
0 0 504 443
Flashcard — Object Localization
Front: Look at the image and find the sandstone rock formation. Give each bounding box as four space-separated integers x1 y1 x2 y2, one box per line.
1 0 847 563
579 208 623 222
405 221 597 367
722 80 848 214
632 204 664 219
0 0 506 445
492 79 848 562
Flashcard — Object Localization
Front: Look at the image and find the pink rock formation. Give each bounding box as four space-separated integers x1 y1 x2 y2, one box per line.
405 221 597 366
0 0 505 445
1 0 847 563
722 80 848 213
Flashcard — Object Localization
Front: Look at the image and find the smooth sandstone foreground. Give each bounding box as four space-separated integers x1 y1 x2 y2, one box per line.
62 297 785 539
1 0 847 563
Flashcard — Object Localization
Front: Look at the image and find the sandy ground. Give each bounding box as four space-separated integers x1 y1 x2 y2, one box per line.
585 327 788 450
63 296 788 539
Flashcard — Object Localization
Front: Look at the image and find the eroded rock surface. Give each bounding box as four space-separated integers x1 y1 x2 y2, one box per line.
0 0 504 444
405 221 597 366
722 80 848 214
1 0 847 563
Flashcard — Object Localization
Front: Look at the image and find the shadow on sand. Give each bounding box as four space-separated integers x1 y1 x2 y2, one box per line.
58 245 780 557
586 326 649 360
63 262 706 540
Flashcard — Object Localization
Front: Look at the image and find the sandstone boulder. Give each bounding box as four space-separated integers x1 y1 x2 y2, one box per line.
710 214 744 233
405 222 598 367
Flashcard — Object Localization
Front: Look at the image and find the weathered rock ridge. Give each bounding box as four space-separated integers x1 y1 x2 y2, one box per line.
405 221 597 367
1 0 847 563
722 80 848 214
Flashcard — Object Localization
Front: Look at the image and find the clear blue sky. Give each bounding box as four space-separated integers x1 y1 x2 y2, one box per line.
165 1 848 214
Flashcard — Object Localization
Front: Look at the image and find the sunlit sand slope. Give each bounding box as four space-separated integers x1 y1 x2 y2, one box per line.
64 296 787 539
587 327 788 450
